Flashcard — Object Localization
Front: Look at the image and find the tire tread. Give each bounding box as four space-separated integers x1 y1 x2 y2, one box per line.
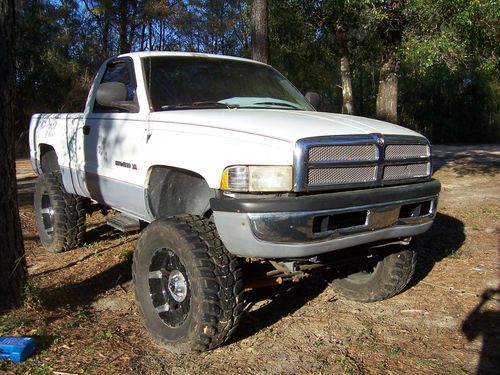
34 172 86 252
333 248 417 302
132 215 243 353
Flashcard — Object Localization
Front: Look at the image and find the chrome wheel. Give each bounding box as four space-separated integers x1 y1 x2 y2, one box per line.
148 248 191 327
40 190 54 237
168 270 188 302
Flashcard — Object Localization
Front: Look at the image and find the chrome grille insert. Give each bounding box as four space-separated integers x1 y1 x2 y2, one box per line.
294 134 432 192
385 144 430 160
383 163 430 180
309 144 378 162
308 167 377 185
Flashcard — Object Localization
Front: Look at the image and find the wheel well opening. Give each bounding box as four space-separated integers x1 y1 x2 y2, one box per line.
146 166 215 219
39 145 59 173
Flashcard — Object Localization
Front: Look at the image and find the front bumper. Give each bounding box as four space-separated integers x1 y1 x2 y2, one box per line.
211 179 441 258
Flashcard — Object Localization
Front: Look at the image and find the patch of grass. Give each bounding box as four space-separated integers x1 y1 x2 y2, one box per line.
389 346 402 357
119 246 134 261
0 311 34 335
378 361 387 371
49 307 92 340
356 320 375 344
376 314 386 322
93 329 113 342
82 358 99 373
84 238 112 254
84 343 96 356
196 362 210 374
313 338 324 347
24 360 53 375
443 367 466 375
333 353 362 375
74 307 92 322
23 281 43 307
334 355 348 367
318 357 330 370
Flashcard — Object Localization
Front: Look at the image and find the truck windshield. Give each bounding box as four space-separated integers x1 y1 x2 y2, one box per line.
142 56 315 112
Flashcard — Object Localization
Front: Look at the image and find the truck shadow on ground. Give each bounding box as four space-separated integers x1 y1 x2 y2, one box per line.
40 258 133 310
232 274 328 344
409 212 466 287
233 211 466 344
37 212 465 346
83 223 134 245
17 182 35 207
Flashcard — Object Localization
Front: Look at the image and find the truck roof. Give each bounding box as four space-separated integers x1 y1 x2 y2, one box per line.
117 51 265 65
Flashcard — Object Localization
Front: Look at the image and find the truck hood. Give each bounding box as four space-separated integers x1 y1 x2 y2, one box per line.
149 109 425 143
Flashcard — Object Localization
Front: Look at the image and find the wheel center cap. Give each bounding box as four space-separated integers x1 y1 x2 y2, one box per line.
168 270 187 302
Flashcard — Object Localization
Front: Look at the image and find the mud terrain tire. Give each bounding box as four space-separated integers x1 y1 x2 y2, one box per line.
34 172 87 253
332 247 417 302
133 216 243 353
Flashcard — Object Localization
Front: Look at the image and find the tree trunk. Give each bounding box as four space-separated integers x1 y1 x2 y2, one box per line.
336 24 355 115
376 53 400 123
118 0 131 54
140 23 146 50
0 0 27 310
102 0 112 57
148 21 152 50
251 0 269 64
340 55 355 115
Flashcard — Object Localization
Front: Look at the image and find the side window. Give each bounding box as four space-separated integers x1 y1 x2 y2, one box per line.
93 61 137 113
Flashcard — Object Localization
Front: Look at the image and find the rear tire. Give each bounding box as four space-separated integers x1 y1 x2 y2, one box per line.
332 247 417 302
33 172 87 253
132 215 243 353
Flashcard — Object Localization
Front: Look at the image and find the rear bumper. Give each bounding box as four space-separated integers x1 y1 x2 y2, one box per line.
211 179 440 258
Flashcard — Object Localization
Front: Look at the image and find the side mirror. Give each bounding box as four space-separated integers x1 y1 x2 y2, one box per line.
96 82 139 112
305 92 320 109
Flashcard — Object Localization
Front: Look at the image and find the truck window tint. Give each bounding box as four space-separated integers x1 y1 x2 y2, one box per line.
142 56 313 112
93 61 135 112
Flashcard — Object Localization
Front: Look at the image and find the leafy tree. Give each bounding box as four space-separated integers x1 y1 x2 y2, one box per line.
400 0 500 141
9 0 500 143
268 1 337 111
318 0 374 115
360 0 405 123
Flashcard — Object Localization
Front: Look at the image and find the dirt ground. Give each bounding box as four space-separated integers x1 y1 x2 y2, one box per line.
1 145 499 375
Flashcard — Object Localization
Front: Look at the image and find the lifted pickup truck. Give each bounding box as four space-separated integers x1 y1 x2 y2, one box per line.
29 51 440 353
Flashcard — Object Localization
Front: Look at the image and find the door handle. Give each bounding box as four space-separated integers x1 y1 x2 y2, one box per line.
83 125 91 135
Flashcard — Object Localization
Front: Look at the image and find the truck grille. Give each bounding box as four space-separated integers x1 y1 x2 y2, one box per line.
309 144 378 162
294 134 432 191
385 144 430 160
383 163 430 180
308 167 377 185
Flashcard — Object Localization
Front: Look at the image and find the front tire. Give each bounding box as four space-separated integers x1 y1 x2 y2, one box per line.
332 247 417 302
33 172 87 253
132 216 243 353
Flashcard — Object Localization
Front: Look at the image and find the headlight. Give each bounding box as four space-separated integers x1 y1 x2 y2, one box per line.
220 166 293 192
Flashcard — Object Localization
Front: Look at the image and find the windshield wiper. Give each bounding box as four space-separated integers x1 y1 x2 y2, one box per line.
161 101 238 110
247 101 301 110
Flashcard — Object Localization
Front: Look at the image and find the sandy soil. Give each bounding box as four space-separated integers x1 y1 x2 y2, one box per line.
1 145 499 375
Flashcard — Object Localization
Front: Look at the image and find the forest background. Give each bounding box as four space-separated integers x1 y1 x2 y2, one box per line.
14 0 500 147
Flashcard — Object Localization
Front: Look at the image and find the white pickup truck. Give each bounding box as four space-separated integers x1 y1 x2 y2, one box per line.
29 51 440 352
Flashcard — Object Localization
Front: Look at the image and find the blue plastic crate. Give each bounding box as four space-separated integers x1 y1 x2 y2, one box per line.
0 336 36 363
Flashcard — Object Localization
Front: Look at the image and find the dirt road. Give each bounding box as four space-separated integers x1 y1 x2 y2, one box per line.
2 145 499 374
